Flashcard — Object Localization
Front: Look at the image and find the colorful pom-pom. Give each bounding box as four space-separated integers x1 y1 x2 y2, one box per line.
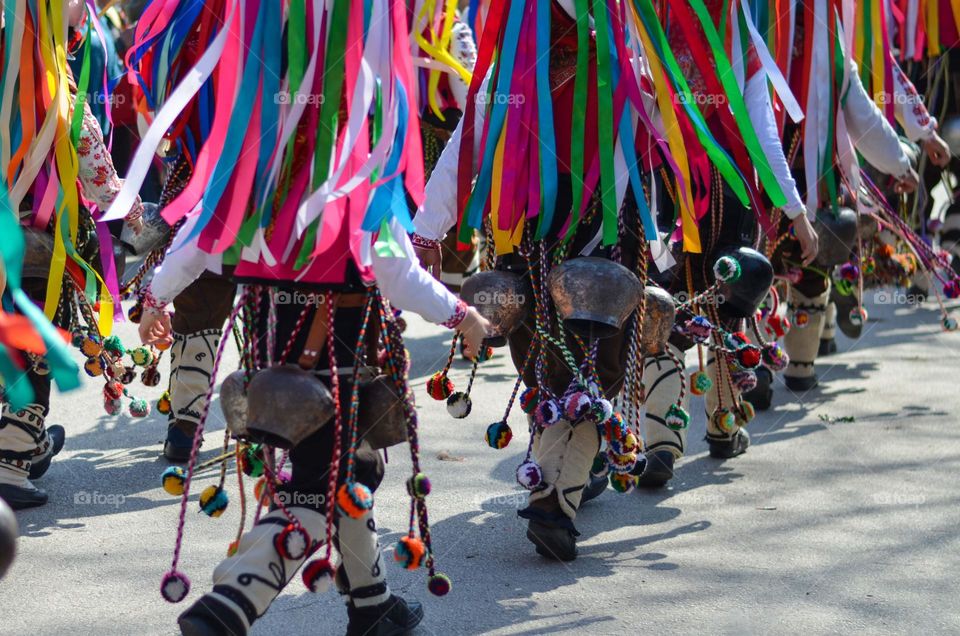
862 257 876 275
606 450 639 474
84 356 104 377
690 371 713 396
161 466 186 496
428 573 452 596
157 391 172 415
129 398 150 418
406 473 432 499
446 392 472 419
119 366 137 385
731 370 757 393
609 472 637 493
104 381 124 400
485 421 513 449
590 453 610 479
275 523 311 560
712 408 738 434
944 280 960 300
104 398 122 415
475 345 494 363
739 400 756 424
128 302 143 323
591 397 614 423
199 485 229 518
762 343 789 371
253 477 270 507
684 315 714 342
665 404 690 431
519 387 539 414
767 314 790 338
337 482 374 519
160 571 190 604
394 536 427 570
713 255 741 283
71 329 86 348
102 335 126 356
563 391 592 422
516 461 543 490
735 345 762 370
239 445 265 478
302 559 336 593
130 346 153 367
426 372 454 400
81 335 103 357
535 398 562 427
943 316 959 331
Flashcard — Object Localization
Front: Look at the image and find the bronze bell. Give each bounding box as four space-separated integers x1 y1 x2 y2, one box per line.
459 270 532 347
23 228 54 280
0 498 17 580
245 366 335 449
120 202 171 256
716 247 774 320
813 207 858 268
547 257 642 339
220 370 252 438
357 375 409 450
640 285 676 356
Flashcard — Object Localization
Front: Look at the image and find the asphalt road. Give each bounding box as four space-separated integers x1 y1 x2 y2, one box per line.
1 292 958 636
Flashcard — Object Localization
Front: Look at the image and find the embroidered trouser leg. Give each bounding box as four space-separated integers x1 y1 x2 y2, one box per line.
784 286 831 383
529 419 601 519
641 343 687 459
0 370 51 486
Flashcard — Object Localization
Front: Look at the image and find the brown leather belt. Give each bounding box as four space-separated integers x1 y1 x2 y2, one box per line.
296 292 370 370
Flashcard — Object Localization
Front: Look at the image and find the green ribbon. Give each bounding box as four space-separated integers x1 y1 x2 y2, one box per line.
565 0 591 243
374 219 405 257
591 0 619 247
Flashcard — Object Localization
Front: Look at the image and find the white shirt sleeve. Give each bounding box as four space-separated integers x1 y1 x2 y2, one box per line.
415 71 491 242
744 73 807 219
371 220 460 325
891 57 937 143
844 62 912 178
149 238 215 304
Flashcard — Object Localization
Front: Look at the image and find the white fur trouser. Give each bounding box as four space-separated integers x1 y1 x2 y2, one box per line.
784 288 831 381
641 343 688 459
529 419 601 519
168 329 221 428
0 403 50 486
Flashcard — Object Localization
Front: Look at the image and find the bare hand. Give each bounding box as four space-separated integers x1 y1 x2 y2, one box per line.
457 306 492 360
138 310 173 348
792 213 820 267
923 134 951 167
414 244 442 280
894 168 919 194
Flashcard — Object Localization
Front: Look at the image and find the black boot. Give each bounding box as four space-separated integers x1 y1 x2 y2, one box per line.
707 428 751 459
784 374 818 392
178 594 247 636
0 482 48 510
580 454 608 505
818 338 837 356
633 450 675 488
346 595 424 636
831 287 862 339
518 497 579 562
164 422 199 463
741 367 773 411
29 425 66 480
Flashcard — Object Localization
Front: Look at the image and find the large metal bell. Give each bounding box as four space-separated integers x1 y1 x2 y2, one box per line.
120 202 170 256
459 271 532 347
640 286 676 356
245 366 335 449
0 497 17 580
813 207 859 268
547 257 642 339
220 370 253 438
23 228 54 280
357 375 409 450
716 247 774 320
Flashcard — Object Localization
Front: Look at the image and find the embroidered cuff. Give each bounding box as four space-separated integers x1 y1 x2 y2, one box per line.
441 299 468 329
411 233 441 250
141 288 169 315
125 198 145 223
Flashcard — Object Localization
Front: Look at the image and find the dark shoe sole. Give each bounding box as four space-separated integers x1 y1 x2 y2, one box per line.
708 429 751 459
526 520 577 562
0 484 48 510
784 375 819 392
29 425 66 480
635 450 675 488
178 615 226 636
